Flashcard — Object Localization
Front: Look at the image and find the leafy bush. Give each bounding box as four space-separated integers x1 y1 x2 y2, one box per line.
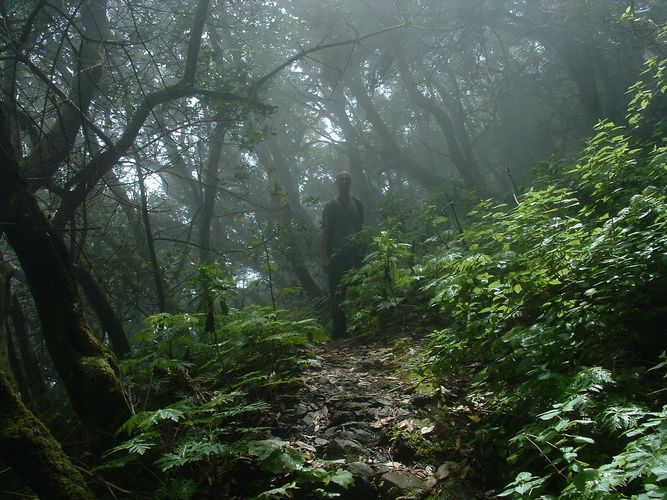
344 228 421 337
418 59 667 497
248 438 354 498
102 287 333 498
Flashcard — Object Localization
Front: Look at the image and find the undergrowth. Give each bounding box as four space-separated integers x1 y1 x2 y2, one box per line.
340 56 667 497
98 270 353 498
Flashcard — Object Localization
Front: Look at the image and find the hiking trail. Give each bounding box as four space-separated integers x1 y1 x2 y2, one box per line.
274 337 489 499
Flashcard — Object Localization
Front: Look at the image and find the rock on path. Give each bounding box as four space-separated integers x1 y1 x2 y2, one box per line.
273 338 485 499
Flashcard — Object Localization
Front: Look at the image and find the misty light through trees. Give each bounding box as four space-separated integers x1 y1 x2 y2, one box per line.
1 0 666 498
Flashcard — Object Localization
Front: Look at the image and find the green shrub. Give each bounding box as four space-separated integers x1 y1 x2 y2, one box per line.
344 228 421 337
420 58 667 497
103 293 331 498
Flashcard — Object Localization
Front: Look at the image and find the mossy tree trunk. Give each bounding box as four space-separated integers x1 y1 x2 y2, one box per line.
0 370 94 499
0 252 15 385
0 254 90 497
0 109 129 434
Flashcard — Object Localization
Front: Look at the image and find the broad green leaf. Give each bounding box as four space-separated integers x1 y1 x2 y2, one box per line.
329 469 354 488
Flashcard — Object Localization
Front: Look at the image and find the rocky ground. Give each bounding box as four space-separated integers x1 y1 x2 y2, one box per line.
273 337 490 499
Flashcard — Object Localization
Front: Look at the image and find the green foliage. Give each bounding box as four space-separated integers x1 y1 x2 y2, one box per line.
344 228 421 337
102 394 265 472
123 303 326 403
98 53 667 500
187 264 234 315
570 122 667 213
217 306 328 386
498 472 545 498
248 438 354 498
105 300 330 498
500 403 667 499
626 56 667 141
571 408 667 499
416 58 667 497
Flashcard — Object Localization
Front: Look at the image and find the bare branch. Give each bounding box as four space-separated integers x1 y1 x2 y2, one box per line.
251 23 408 92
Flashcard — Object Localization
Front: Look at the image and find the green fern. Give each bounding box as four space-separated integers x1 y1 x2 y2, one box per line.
155 439 234 471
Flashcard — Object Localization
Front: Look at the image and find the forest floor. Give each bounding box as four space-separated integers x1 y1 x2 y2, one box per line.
273 337 492 499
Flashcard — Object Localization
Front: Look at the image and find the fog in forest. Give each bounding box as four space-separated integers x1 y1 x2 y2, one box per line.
3 0 663 309
1 1 666 498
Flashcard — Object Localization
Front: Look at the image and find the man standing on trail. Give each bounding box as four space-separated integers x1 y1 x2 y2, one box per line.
321 170 364 339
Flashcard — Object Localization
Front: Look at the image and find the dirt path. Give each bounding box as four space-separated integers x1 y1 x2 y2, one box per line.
275 338 486 499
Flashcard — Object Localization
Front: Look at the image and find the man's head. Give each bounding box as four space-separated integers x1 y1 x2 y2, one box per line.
335 170 352 197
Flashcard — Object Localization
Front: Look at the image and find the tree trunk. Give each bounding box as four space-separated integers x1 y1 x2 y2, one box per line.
1 253 31 399
0 108 129 434
545 36 602 126
0 252 15 385
0 370 94 499
9 295 46 397
1 252 91 497
256 145 323 299
73 265 131 358
7 327 31 401
198 117 226 265
397 53 485 192
136 161 168 312
343 70 444 189
434 75 487 186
